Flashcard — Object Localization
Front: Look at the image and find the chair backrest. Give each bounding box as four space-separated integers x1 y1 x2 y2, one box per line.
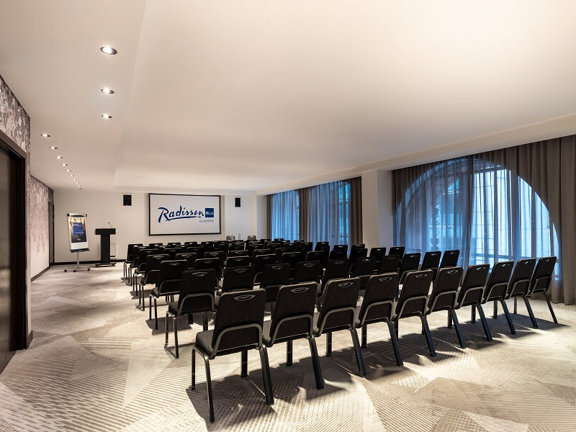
315 242 330 252
483 261 514 302
167 242 181 247
420 251 441 270
395 269 433 318
222 266 255 292
175 252 197 267
369 247 387 261
440 250 460 268
178 269 218 314
293 260 322 284
357 273 399 326
330 245 348 259
350 257 376 277
148 242 163 249
204 250 225 263
387 246 405 258
253 254 278 275
349 247 368 263
379 255 401 273
322 258 349 288
281 251 303 268
268 282 318 344
225 256 252 268
136 248 158 269
260 263 291 288
193 257 222 278
316 277 361 334
253 248 273 257
228 250 249 257
142 253 170 285
529 256 556 295
126 243 143 261
210 289 266 356
457 264 490 307
507 258 536 297
186 246 205 257
306 250 327 266
157 259 188 293
399 253 421 281
427 267 463 312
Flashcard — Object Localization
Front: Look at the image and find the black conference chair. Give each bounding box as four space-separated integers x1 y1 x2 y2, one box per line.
138 253 169 310
175 252 197 268
420 250 441 280
165 269 218 358
426 266 464 347
315 241 330 252
526 256 558 326
349 257 377 289
263 283 324 389
482 261 515 334
191 289 273 422
227 250 250 258
399 253 421 283
393 269 435 357
453 264 491 342
253 254 278 283
348 245 368 264
439 250 460 268
380 255 401 274
193 257 222 279
329 244 348 260
355 273 402 366
507 258 537 326
224 255 252 269
306 250 328 269
292 260 322 285
260 263 291 303
221 266 255 293
314 277 366 377
123 243 143 281
387 246 405 258
149 259 188 330
321 258 349 292
369 247 387 267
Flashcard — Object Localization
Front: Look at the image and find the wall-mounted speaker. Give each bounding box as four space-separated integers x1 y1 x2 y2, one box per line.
235 197 241 208
123 194 132 206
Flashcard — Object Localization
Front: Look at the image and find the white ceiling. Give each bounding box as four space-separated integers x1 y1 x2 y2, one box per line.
1 0 576 194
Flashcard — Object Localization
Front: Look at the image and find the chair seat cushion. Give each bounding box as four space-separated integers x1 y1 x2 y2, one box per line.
195 330 214 356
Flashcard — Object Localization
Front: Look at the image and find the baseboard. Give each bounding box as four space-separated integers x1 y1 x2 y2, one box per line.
53 258 124 265
26 331 33 348
31 266 51 281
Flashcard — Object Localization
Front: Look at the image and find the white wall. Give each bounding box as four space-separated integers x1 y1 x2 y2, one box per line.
54 190 258 262
361 169 394 251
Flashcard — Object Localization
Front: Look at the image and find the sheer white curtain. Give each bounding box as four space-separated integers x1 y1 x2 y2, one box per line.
269 190 299 241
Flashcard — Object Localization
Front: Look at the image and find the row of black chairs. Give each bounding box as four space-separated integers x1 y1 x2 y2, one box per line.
166 256 557 421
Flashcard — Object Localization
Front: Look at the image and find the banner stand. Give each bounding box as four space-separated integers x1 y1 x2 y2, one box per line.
64 251 91 273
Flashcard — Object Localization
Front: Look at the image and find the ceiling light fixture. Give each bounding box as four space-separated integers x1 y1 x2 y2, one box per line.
41 133 51 138
56 155 63 160
100 87 114 95
66 169 71 173
100 46 117 55
101 113 112 119
62 163 68 167
49 146 58 150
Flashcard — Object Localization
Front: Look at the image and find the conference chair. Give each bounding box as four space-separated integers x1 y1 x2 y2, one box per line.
314 241 330 253
221 266 255 293
426 267 465 347
379 255 401 274
387 246 405 258
123 243 143 281
321 258 349 292
149 259 188 330
507 258 537 327
393 269 435 357
329 245 348 260
263 283 324 389
348 245 367 264
165 269 218 358
355 273 403 366
453 264 491 342
174 252 197 268
227 250 250 258
305 250 328 269
526 256 558 326
439 250 460 268
193 257 222 279
224 255 252 269
253 254 278 283
399 253 421 283
349 257 377 289
420 250 441 280
482 261 515 333
314 277 365 377
369 247 387 267
138 253 169 310
260 262 292 303
292 261 322 285
191 289 273 422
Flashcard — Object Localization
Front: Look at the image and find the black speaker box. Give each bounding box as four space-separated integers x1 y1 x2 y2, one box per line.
123 194 132 206
235 197 241 207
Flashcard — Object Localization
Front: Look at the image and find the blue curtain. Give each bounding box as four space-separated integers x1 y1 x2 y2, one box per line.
306 180 351 246
270 190 300 241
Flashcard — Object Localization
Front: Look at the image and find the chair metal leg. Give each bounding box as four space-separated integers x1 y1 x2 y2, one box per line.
449 310 466 348
149 295 152 320
447 311 452 328
191 348 196 389
523 297 538 328
286 340 293 366
387 321 403 366
308 336 325 389
203 356 215 422
476 304 492 341
174 316 179 358
361 324 367 348
471 306 476 323
419 315 436 357
165 312 170 345
544 293 558 324
514 296 517 314
241 349 248 377
154 297 158 330
493 300 498 319
500 299 516 334
259 347 274 405
349 327 366 377
326 332 333 357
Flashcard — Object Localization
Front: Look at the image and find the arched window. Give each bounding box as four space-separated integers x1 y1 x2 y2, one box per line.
396 157 559 268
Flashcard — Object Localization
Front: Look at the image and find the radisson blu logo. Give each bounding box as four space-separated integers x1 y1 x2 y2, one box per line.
158 205 215 223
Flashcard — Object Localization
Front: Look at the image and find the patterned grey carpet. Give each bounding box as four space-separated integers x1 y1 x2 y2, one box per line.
1 266 575 431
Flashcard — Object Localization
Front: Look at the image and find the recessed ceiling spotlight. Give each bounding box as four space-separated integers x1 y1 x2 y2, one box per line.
100 46 118 55
66 169 71 172
41 133 51 138
62 163 68 167
101 113 112 119
56 155 63 160
100 87 115 95
49 146 58 150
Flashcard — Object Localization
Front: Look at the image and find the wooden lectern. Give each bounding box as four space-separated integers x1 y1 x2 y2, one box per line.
95 228 116 267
